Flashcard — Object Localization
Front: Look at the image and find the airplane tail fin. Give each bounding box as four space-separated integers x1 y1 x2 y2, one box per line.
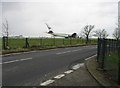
45 23 51 30
45 23 54 34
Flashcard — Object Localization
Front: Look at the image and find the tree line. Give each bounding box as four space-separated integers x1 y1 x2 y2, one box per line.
81 24 120 44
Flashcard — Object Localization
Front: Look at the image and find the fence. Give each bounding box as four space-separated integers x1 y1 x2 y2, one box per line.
97 38 120 84
2 37 97 50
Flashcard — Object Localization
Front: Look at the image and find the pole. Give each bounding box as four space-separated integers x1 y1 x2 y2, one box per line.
97 38 100 62
3 37 6 49
25 38 29 48
101 38 106 69
118 40 120 84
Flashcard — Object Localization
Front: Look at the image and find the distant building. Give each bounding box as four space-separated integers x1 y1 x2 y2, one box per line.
10 35 24 38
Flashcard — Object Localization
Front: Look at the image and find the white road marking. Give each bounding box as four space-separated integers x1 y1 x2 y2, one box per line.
4 53 22 56
79 63 84 67
56 52 64 55
65 51 71 53
20 58 33 61
72 64 81 70
72 49 82 52
57 51 68 54
56 49 82 55
54 74 65 79
72 50 78 52
64 70 73 74
39 63 85 86
3 60 20 64
85 54 97 61
2 54 11 56
56 51 71 55
40 80 55 86
3 58 32 64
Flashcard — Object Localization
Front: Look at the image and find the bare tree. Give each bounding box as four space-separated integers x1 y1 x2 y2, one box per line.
2 19 9 48
82 25 94 44
2 19 9 37
113 28 120 40
93 29 108 38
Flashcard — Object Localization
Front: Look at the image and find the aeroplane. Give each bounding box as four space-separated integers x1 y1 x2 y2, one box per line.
45 23 79 38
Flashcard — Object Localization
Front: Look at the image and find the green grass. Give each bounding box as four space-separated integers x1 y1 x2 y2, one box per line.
2 37 97 54
104 52 120 82
8 38 25 49
105 52 119 70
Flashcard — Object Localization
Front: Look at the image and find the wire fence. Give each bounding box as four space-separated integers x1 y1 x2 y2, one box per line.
2 37 97 50
97 38 120 84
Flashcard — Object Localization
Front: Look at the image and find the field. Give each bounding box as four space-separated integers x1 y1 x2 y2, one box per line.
2 37 97 54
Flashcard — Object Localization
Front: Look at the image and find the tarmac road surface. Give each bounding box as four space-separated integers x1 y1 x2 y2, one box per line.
2 45 97 86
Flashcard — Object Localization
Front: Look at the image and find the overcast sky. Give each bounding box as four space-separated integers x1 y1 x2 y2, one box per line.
1 0 120 37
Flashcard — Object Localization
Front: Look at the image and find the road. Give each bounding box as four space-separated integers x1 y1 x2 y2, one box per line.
2 45 97 86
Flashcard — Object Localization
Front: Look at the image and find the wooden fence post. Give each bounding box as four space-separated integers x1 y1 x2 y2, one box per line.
25 38 29 48
3 37 6 49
